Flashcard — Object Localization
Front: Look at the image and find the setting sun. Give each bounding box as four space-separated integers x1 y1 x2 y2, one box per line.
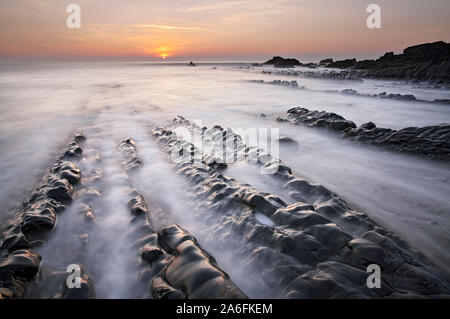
159 53 169 59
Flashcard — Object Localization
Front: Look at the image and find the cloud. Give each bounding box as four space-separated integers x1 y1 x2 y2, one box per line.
185 1 244 12
130 24 206 31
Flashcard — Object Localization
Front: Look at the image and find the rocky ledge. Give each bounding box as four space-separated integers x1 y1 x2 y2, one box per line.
327 41 450 85
283 107 450 161
150 116 450 298
0 133 86 298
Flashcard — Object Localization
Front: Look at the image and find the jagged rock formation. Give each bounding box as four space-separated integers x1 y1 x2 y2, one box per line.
263 56 301 68
332 89 416 101
328 58 357 69
119 138 247 299
319 58 333 65
119 138 143 171
250 79 302 89
151 116 450 298
327 41 450 85
285 107 450 161
0 134 87 299
262 69 363 81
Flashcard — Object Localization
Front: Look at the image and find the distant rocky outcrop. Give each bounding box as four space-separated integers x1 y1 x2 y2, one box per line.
319 58 333 65
326 41 450 85
263 56 301 68
327 58 357 69
328 89 417 101
262 69 363 81
188 61 196 67
250 79 303 89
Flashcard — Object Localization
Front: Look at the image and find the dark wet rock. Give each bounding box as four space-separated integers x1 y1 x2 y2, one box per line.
250 79 303 89
319 58 333 65
0 234 32 254
0 249 41 298
119 138 143 171
46 182 74 203
60 133 85 159
286 107 450 160
0 133 84 298
126 197 247 299
128 194 149 224
263 56 301 68
53 266 96 299
327 58 357 69
155 225 248 299
117 144 246 299
281 261 391 298
434 99 450 105
328 89 417 101
326 41 450 85
286 107 357 132
262 69 363 81
150 117 450 298
21 211 56 237
188 62 196 67
278 136 297 144
151 277 185 299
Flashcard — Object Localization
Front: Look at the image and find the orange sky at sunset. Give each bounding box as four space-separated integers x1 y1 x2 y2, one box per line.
1 0 449 61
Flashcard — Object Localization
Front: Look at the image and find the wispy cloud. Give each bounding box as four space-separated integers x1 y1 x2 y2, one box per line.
186 1 244 12
131 24 206 31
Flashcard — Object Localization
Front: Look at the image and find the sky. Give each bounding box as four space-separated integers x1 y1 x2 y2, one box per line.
0 0 449 62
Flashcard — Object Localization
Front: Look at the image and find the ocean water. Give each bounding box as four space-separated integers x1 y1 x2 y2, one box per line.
0 62 449 297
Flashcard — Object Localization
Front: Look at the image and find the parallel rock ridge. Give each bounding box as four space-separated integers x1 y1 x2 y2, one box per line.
119 138 247 299
151 117 450 298
285 107 450 161
0 133 87 299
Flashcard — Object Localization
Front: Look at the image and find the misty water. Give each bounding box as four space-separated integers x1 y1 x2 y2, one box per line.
0 62 449 297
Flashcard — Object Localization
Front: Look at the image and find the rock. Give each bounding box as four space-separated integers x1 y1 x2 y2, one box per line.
0 249 41 298
150 117 450 298
320 58 333 65
123 187 247 299
263 56 301 68
278 136 297 144
188 62 196 67
0 133 84 298
21 210 56 237
59 267 96 299
119 138 143 171
327 58 357 69
327 41 450 85
286 107 450 160
287 107 357 132
0 234 32 254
